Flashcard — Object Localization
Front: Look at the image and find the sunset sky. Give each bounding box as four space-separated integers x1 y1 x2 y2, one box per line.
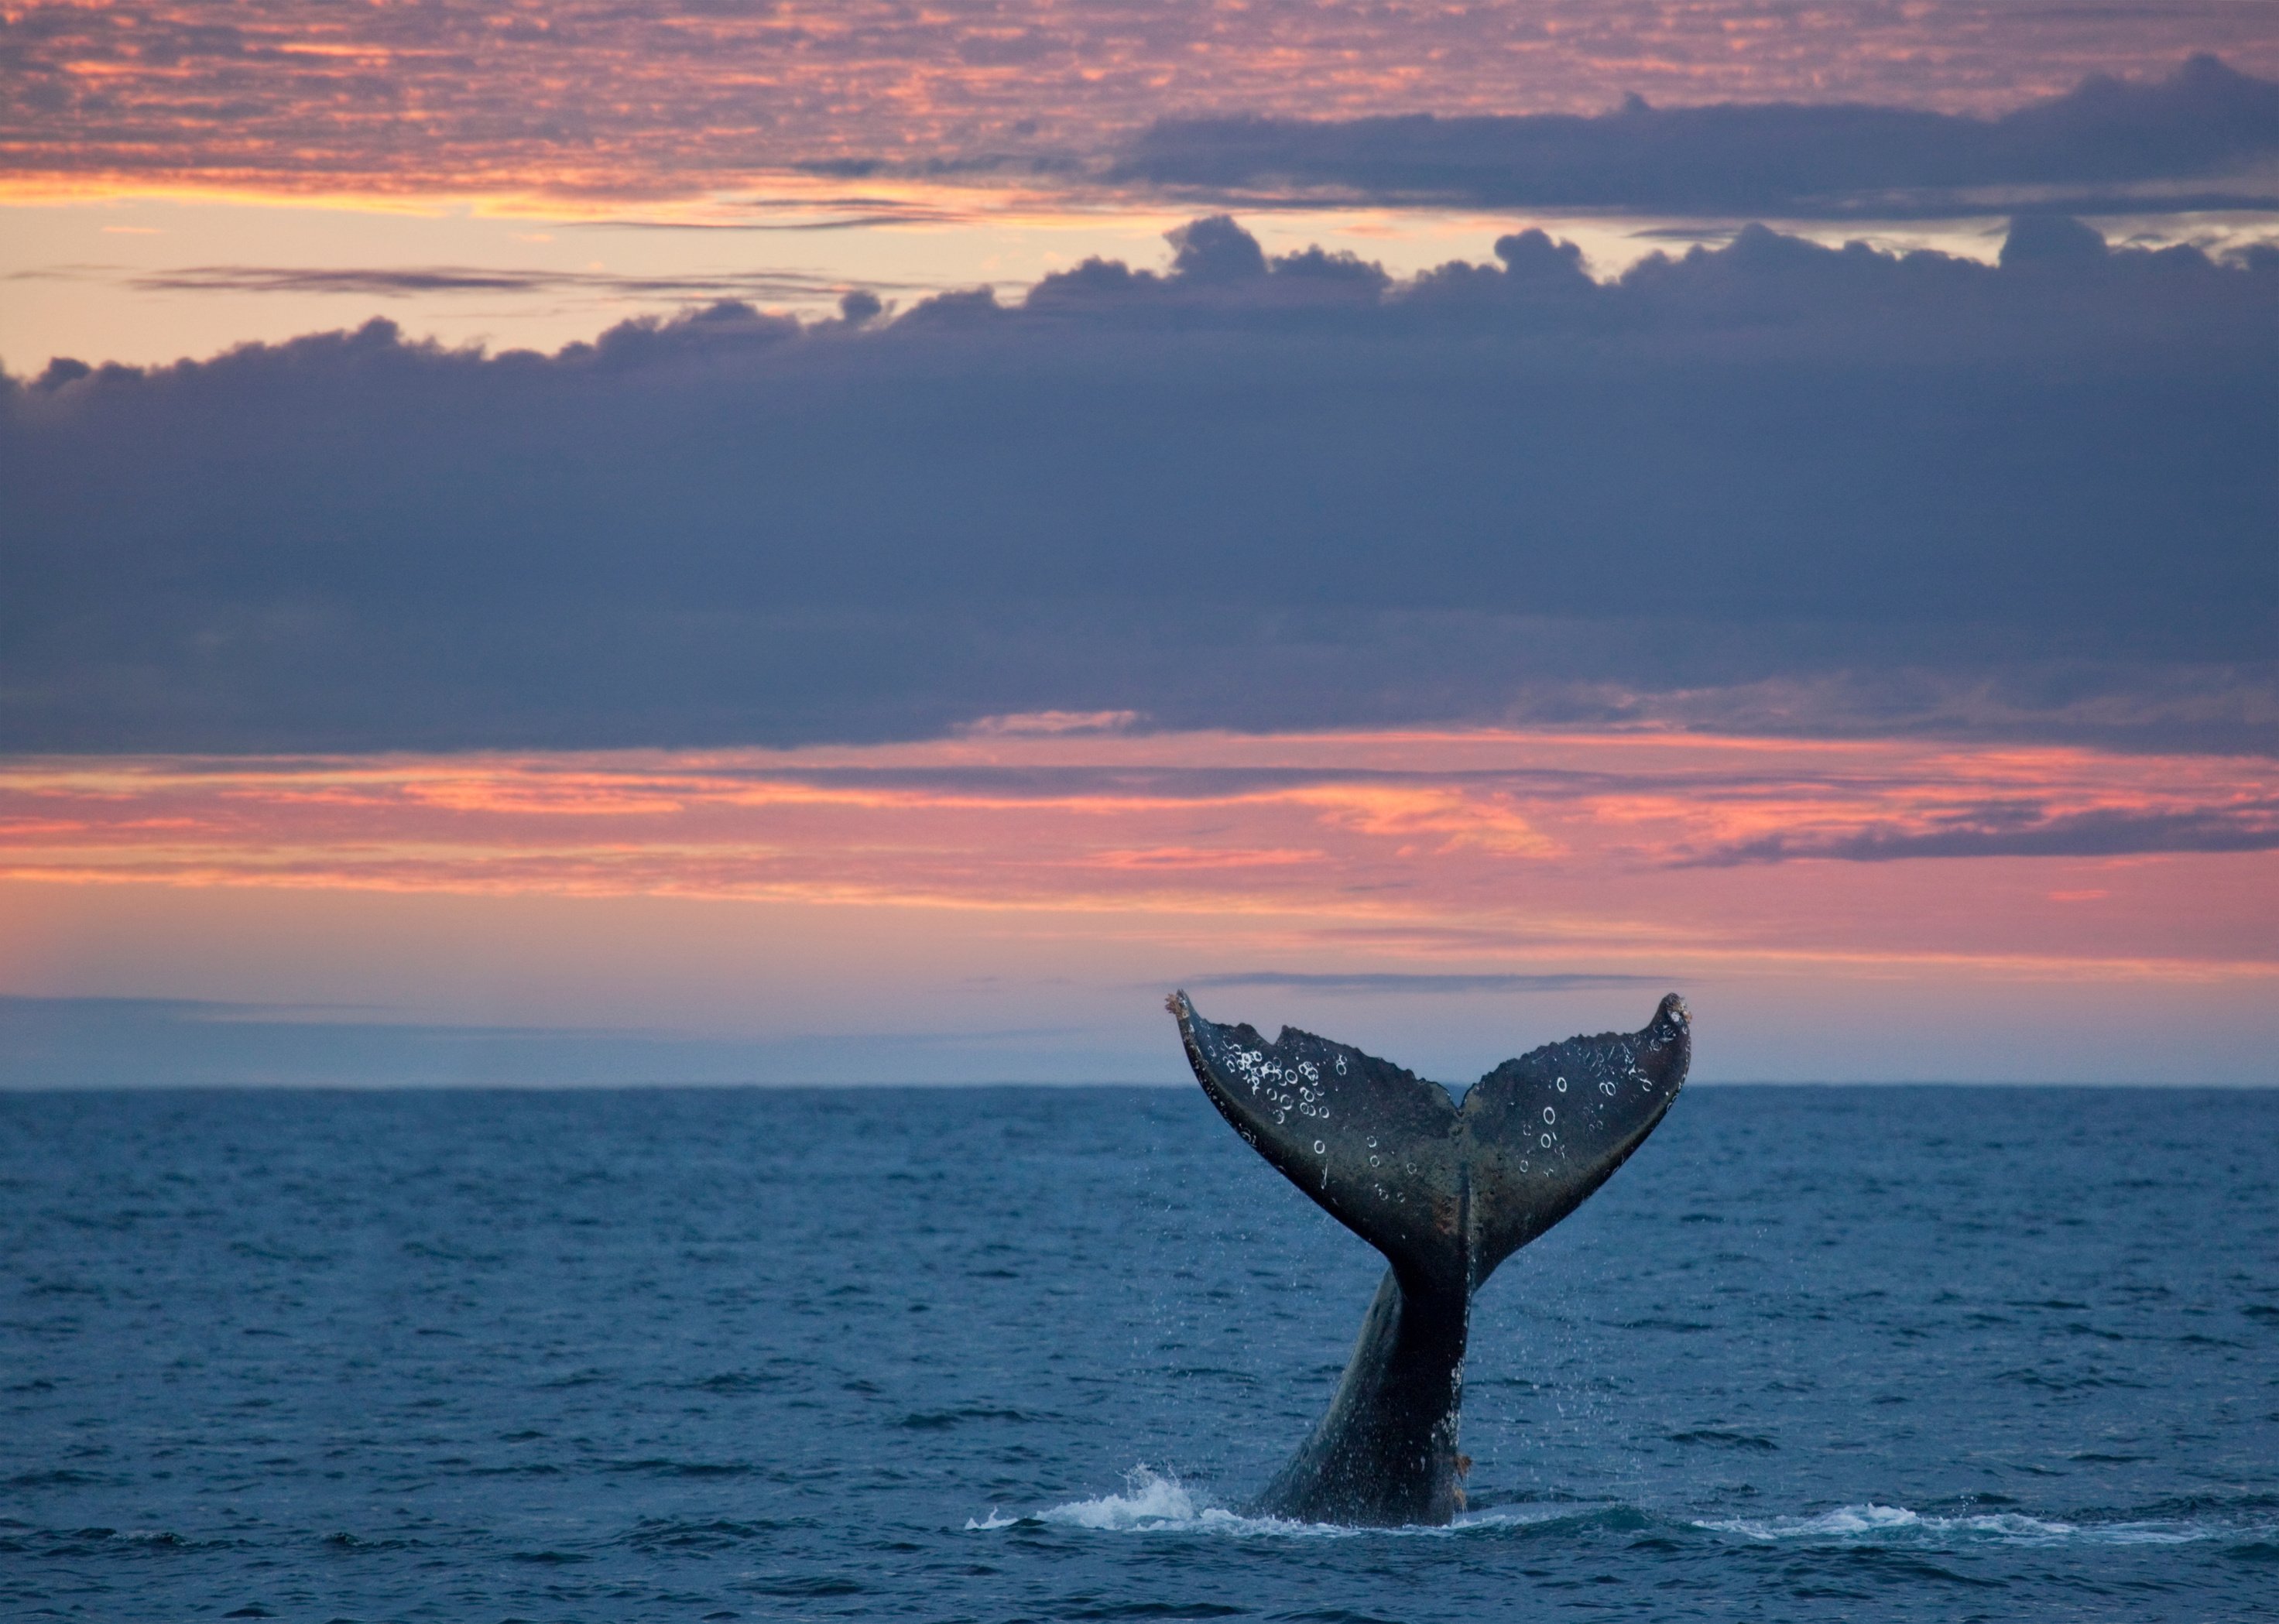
3 3 2274 1084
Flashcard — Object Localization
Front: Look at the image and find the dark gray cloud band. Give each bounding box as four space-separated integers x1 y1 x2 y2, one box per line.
1691 804 2279 865
4 214 2273 754
1184 972 1663 994
13 264 917 302
1119 56 2279 216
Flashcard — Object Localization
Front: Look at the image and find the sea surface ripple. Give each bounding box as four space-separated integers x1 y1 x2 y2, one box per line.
2 1084 2274 1620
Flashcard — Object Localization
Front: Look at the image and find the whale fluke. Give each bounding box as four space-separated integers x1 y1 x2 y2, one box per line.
1167 989 1690 1525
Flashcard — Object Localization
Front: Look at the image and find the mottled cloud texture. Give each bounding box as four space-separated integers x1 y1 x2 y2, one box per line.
1123 56 2279 216
5 2 2277 199
5 730 2272 959
6 216 2273 754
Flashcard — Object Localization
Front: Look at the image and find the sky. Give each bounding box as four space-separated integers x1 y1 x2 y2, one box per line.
2 2 2274 1086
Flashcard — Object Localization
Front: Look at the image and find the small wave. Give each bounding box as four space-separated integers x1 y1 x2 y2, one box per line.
5 1469 119 1490
899 1406 1036 1430
623 1516 793 1550
1700 1503 2245 1547
29 1527 215 1555
691 1372 785 1395
598 1457 758 1478
1667 1428 1778 1451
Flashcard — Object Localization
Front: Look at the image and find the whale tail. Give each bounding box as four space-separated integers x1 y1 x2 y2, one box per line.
1167 990 1690 1290
1168 989 1690 1524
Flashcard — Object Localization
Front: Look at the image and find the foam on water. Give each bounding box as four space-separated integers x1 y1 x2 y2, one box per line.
975 1467 1636 1540
981 1475 2267 1552
968 1466 1339 1537
1698 1503 2251 1547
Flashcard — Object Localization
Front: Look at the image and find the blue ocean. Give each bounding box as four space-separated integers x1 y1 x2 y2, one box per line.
3 1084 2274 1621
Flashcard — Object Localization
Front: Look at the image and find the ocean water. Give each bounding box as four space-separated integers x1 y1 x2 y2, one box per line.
2 1084 2274 1622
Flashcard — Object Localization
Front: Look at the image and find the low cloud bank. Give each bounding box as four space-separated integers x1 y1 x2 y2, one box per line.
1120 56 2279 215
0 997 1131 1088
5 215 2273 753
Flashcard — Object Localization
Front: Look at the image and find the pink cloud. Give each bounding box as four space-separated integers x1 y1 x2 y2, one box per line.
0 728 2270 984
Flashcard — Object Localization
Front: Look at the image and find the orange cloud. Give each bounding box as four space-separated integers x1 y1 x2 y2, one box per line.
0 728 2270 986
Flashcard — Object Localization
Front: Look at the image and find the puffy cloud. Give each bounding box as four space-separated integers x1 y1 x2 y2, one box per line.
1121 56 2279 216
4 216 2273 752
